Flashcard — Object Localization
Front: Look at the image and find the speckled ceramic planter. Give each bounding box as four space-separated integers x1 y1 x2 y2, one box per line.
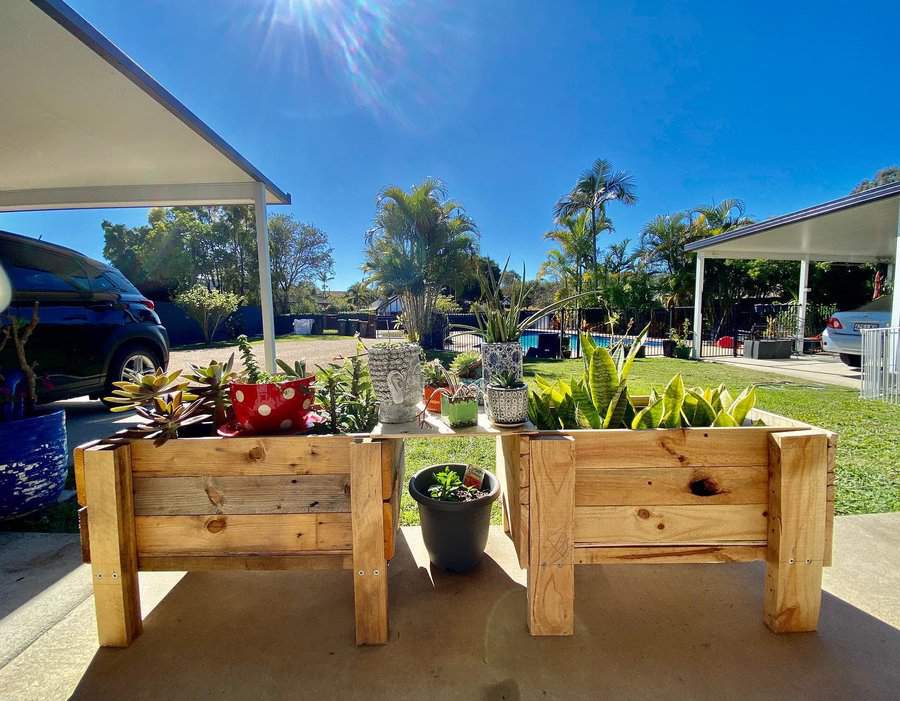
485 385 529 426
368 342 424 423
480 341 523 384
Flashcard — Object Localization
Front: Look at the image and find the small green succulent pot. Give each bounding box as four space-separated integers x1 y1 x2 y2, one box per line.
442 398 478 428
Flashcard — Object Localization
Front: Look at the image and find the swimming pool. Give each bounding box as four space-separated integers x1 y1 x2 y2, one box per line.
519 331 664 354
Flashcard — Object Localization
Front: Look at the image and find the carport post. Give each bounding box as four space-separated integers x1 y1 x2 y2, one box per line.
796 258 810 354
692 253 704 359
254 182 277 373
893 200 900 329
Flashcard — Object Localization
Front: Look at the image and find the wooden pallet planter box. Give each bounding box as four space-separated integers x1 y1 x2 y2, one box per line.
496 407 836 636
74 433 404 647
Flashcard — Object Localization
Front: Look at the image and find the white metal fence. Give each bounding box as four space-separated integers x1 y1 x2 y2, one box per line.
860 326 900 404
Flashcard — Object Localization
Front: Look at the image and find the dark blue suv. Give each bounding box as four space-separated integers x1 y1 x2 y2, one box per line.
0 230 169 403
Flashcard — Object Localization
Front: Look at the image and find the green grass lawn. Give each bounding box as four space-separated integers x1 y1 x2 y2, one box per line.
398 356 900 527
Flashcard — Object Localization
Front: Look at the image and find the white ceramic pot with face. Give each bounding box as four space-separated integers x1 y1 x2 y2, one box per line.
368 342 424 423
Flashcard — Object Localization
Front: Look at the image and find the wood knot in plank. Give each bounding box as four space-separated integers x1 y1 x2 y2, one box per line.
637 509 651 519
248 446 265 461
689 476 724 497
205 517 227 533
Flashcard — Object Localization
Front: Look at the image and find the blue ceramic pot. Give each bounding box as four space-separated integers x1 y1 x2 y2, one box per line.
0 409 68 520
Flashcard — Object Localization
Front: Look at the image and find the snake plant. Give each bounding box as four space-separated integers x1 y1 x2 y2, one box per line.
632 380 757 429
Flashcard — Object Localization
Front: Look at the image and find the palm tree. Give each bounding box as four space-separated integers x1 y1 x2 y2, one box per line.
346 280 374 310
691 198 751 235
363 178 478 343
541 212 593 298
638 212 700 307
554 158 637 288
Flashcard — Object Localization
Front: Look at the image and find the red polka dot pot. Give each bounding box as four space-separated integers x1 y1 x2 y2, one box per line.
229 377 316 434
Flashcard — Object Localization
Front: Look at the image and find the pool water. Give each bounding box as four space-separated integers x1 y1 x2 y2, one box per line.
519 331 663 354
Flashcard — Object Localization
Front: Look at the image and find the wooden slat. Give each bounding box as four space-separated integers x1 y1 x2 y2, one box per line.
575 465 767 506
570 427 776 469
84 445 142 647
129 435 353 476
574 504 768 545
527 436 575 636
132 475 350 515
351 441 389 645
382 439 405 560
375 437 404 499
134 513 352 555
138 553 352 571
574 545 766 565
78 506 90 564
765 430 827 633
496 434 528 568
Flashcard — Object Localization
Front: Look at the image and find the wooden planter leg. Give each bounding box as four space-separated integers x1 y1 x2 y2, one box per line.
527 436 575 636
351 440 388 645
84 445 142 647
764 430 828 633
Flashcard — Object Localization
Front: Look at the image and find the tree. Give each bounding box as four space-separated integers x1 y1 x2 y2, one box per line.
540 212 593 299
175 285 243 344
346 281 375 310
363 178 478 342
851 166 900 194
554 159 636 289
267 215 334 314
638 213 699 307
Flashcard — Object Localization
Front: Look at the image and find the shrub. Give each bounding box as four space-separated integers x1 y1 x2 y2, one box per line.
175 285 242 344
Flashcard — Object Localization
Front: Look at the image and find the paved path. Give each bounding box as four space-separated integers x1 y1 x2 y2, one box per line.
1 515 898 700
168 336 360 375
706 353 861 389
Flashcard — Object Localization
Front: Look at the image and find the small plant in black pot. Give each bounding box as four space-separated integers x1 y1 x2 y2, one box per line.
409 463 500 572
485 370 528 426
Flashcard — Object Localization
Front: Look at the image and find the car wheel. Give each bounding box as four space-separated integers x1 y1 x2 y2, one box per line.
839 353 862 368
100 345 163 406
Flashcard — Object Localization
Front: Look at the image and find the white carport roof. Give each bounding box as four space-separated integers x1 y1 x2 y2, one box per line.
0 0 290 211
685 182 900 264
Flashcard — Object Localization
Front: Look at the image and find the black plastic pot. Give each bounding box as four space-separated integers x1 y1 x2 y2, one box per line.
409 464 500 572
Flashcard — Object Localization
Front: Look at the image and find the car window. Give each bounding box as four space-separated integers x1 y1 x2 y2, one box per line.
100 268 141 295
0 242 91 294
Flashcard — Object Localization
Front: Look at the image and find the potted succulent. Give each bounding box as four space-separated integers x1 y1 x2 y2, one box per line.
485 370 529 426
453 260 588 383
228 335 317 434
408 463 500 572
449 350 482 386
436 374 480 429
666 319 693 360
0 303 69 519
368 341 423 423
422 359 449 412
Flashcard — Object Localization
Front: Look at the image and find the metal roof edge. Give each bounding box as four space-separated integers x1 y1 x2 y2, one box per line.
31 0 292 206
685 181 900 253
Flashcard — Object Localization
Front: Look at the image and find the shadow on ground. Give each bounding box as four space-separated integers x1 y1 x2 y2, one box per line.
68 528 899 701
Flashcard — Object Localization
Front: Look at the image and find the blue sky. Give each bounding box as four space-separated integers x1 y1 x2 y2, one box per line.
2 0 899 289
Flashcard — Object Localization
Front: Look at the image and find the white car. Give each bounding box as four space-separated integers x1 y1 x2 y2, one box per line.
821 295 892 367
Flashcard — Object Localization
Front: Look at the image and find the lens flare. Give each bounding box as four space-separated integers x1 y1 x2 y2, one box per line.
236 0 475 125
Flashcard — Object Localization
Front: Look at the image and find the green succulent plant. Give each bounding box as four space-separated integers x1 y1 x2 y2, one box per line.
132 391 210 446
632 380 757 429
489 370 526 389
427 467 477 502
275 358 308 379
422 359 448 386
103 368 192 412
449 351 481 380
184 354 238 426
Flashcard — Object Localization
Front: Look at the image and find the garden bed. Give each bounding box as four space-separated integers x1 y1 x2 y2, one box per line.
74 433 404 647
496 406 835 636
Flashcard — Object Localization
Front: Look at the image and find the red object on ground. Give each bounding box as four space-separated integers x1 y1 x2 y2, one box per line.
716 335 735 348
423 385 446 412
229 377 316 434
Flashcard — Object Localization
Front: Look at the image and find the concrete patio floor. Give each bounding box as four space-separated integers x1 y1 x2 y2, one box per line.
1 516 898 701
705 353 861 389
